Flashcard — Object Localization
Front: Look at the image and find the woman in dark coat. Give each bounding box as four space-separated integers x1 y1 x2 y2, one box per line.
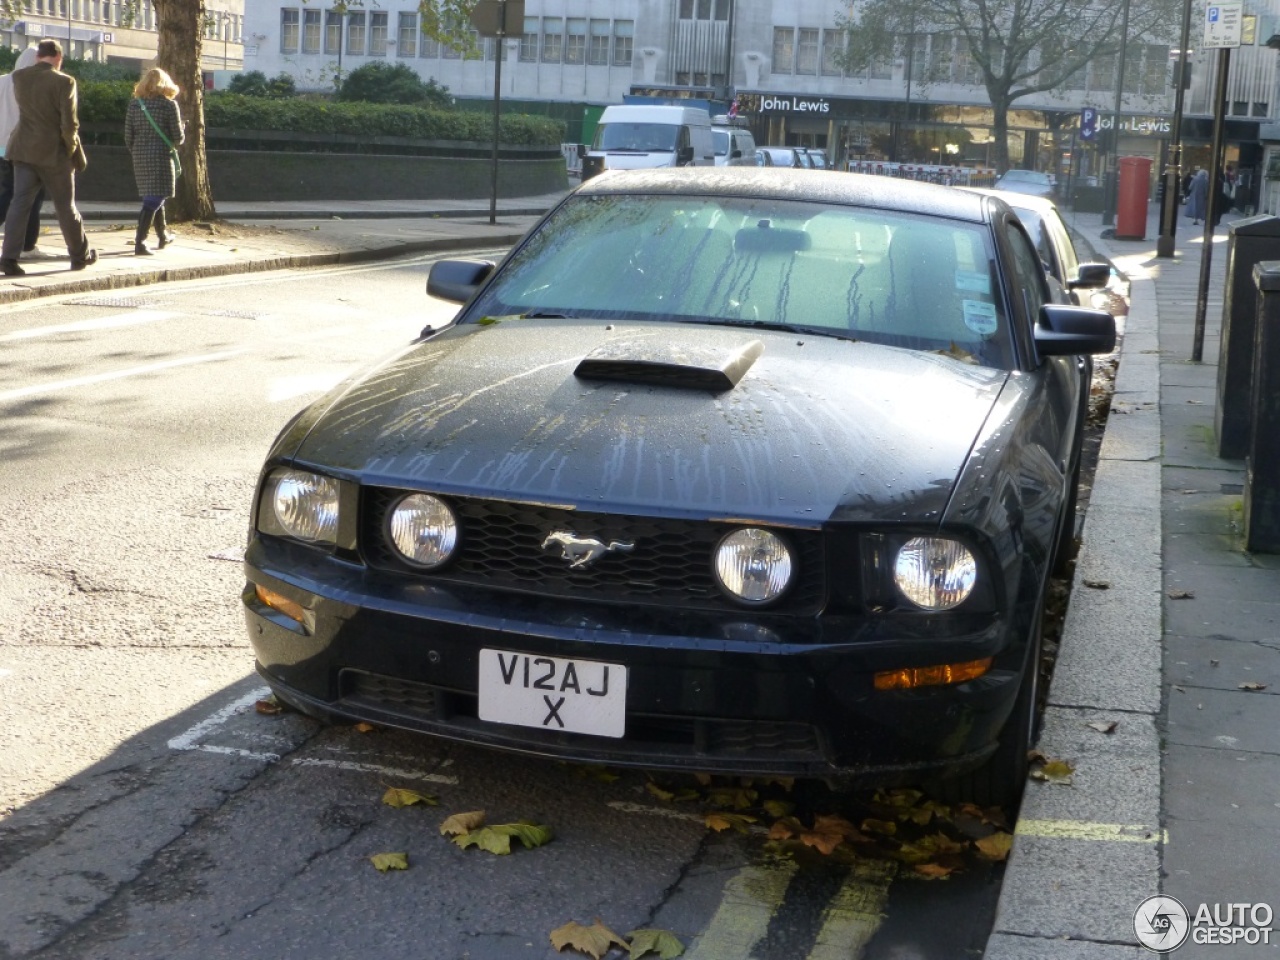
124 67 184 255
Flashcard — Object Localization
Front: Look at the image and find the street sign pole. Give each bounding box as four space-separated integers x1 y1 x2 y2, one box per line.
1193 0 1243 360
471 1 525 225
490 10 503 226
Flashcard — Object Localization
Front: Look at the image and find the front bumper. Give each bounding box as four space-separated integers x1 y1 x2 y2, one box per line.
244 536 1029 785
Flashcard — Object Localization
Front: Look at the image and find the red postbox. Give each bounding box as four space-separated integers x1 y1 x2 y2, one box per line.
1116 156 1154 240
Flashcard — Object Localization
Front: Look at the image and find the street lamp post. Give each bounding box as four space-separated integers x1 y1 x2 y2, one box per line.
1157 0 1196 258
1101 0 1132 226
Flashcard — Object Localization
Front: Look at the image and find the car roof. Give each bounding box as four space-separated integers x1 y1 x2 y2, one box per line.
998 169 1051 181
575 168 992 222
962 186 1059 215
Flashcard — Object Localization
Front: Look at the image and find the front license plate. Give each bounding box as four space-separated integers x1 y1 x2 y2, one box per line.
478 649 627 738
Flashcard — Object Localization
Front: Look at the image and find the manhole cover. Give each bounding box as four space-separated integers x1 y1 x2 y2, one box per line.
68 296 169 308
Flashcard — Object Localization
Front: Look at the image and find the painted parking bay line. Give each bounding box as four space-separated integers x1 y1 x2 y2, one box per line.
1016 818 1167 844
167 686 458 785
0 309 177 342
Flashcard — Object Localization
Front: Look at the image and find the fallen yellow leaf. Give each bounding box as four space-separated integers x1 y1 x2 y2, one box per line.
913 861 956 879
440 810 487 836
382 787 438 808
1030 759 1075 784
369 852 408 872
254 697 283 716
975 832 1014 861
627 927 685 959
704 812 756 834
549 919 627 959
353 722 377 734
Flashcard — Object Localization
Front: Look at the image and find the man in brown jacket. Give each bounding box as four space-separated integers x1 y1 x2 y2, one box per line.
0 39 95 276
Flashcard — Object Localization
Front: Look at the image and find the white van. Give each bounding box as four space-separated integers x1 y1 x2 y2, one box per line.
582 105 715 179
711 116 757 167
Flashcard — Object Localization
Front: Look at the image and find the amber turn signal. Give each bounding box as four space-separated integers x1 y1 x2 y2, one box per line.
255 584 306 624
873 657 994 691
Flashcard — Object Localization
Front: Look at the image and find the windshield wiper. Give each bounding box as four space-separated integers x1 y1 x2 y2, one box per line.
520 310 570 319
688 319 857 342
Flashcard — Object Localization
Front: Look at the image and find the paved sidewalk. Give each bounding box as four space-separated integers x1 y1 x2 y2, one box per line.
989 205 1280 958
0 193 568 305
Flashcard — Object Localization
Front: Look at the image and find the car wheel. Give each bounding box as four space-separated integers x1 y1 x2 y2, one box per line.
935 616 1042 814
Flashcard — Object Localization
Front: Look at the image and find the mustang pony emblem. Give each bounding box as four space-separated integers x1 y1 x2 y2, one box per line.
542 531 635 569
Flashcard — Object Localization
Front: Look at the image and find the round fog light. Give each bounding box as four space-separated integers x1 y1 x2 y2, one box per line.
388 494 458 569
714 528 793 605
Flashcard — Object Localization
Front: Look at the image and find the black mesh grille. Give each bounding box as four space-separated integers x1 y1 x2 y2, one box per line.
360 488 826 614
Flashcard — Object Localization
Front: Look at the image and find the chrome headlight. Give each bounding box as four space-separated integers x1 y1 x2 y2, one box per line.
264 468 339 544
714 528 793 605
893 536 977 611
387 493 458 569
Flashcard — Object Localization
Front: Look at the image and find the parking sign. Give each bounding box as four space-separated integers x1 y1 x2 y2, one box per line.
1204 1 1243 48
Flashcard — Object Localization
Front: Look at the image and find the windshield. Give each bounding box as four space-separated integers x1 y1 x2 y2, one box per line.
593 122 679 153
463 194 1013 368
713 130 730 157
1000 170 1050 185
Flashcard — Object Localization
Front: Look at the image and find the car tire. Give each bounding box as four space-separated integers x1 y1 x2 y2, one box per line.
935 616 1042 814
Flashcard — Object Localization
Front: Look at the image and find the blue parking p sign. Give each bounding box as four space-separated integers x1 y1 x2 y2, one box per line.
1081 107 1099 141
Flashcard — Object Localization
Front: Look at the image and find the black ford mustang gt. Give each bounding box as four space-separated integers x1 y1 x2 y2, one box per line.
244 168 1114 809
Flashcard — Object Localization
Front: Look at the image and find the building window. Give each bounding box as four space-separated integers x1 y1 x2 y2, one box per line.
397 13 418 57
520 16 538 61
442 36 461 58
369 11 387 55
346 11 365 56
420 35 439 58
302 9 321 54
542 17 563 62
1255 101 1269 117
1138 43 1168 95
588 19 609 65
821 30 843 76
565 17 586 64
280 8 299 54
324 10 341 54
678 0 729 20
772 27 794 74
1087 53 1115 93
954 35 984 85
796 28 819 75
613 20 633 66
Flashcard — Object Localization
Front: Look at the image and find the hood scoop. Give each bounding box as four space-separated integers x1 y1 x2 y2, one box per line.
574 337 764 392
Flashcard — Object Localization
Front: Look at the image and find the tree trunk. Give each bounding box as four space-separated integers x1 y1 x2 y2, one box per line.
990 94 1011 172
154 0 216 221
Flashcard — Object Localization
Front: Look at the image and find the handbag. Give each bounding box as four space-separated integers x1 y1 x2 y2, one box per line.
136 98 182 178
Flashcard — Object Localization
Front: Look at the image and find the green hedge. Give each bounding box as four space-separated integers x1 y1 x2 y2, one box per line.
76 82 565 146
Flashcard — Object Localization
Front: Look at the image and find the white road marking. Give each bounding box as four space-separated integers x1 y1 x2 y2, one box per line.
168 687 270 752
1016 818 1167 843
0 349 245 403
0 309 176 342
289 758 458 785
167 687 459 784
608 800 706 824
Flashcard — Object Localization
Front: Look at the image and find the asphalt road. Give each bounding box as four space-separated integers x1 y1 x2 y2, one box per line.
0 253 1007 960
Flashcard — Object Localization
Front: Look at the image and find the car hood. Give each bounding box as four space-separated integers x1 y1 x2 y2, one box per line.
292 320 1008 525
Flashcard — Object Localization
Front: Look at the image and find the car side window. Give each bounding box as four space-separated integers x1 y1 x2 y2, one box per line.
1004 222 1048 328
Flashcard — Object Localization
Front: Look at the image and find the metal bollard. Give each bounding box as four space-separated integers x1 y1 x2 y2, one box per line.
1244 261 1280 552
1216 216 1280 459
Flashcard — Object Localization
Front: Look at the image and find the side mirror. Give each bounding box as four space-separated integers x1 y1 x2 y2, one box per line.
731 148 742 159
677 145 695 165
1035 304 1116 356
427 259 495 304
1068 262 1112 289
576 143 587 160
